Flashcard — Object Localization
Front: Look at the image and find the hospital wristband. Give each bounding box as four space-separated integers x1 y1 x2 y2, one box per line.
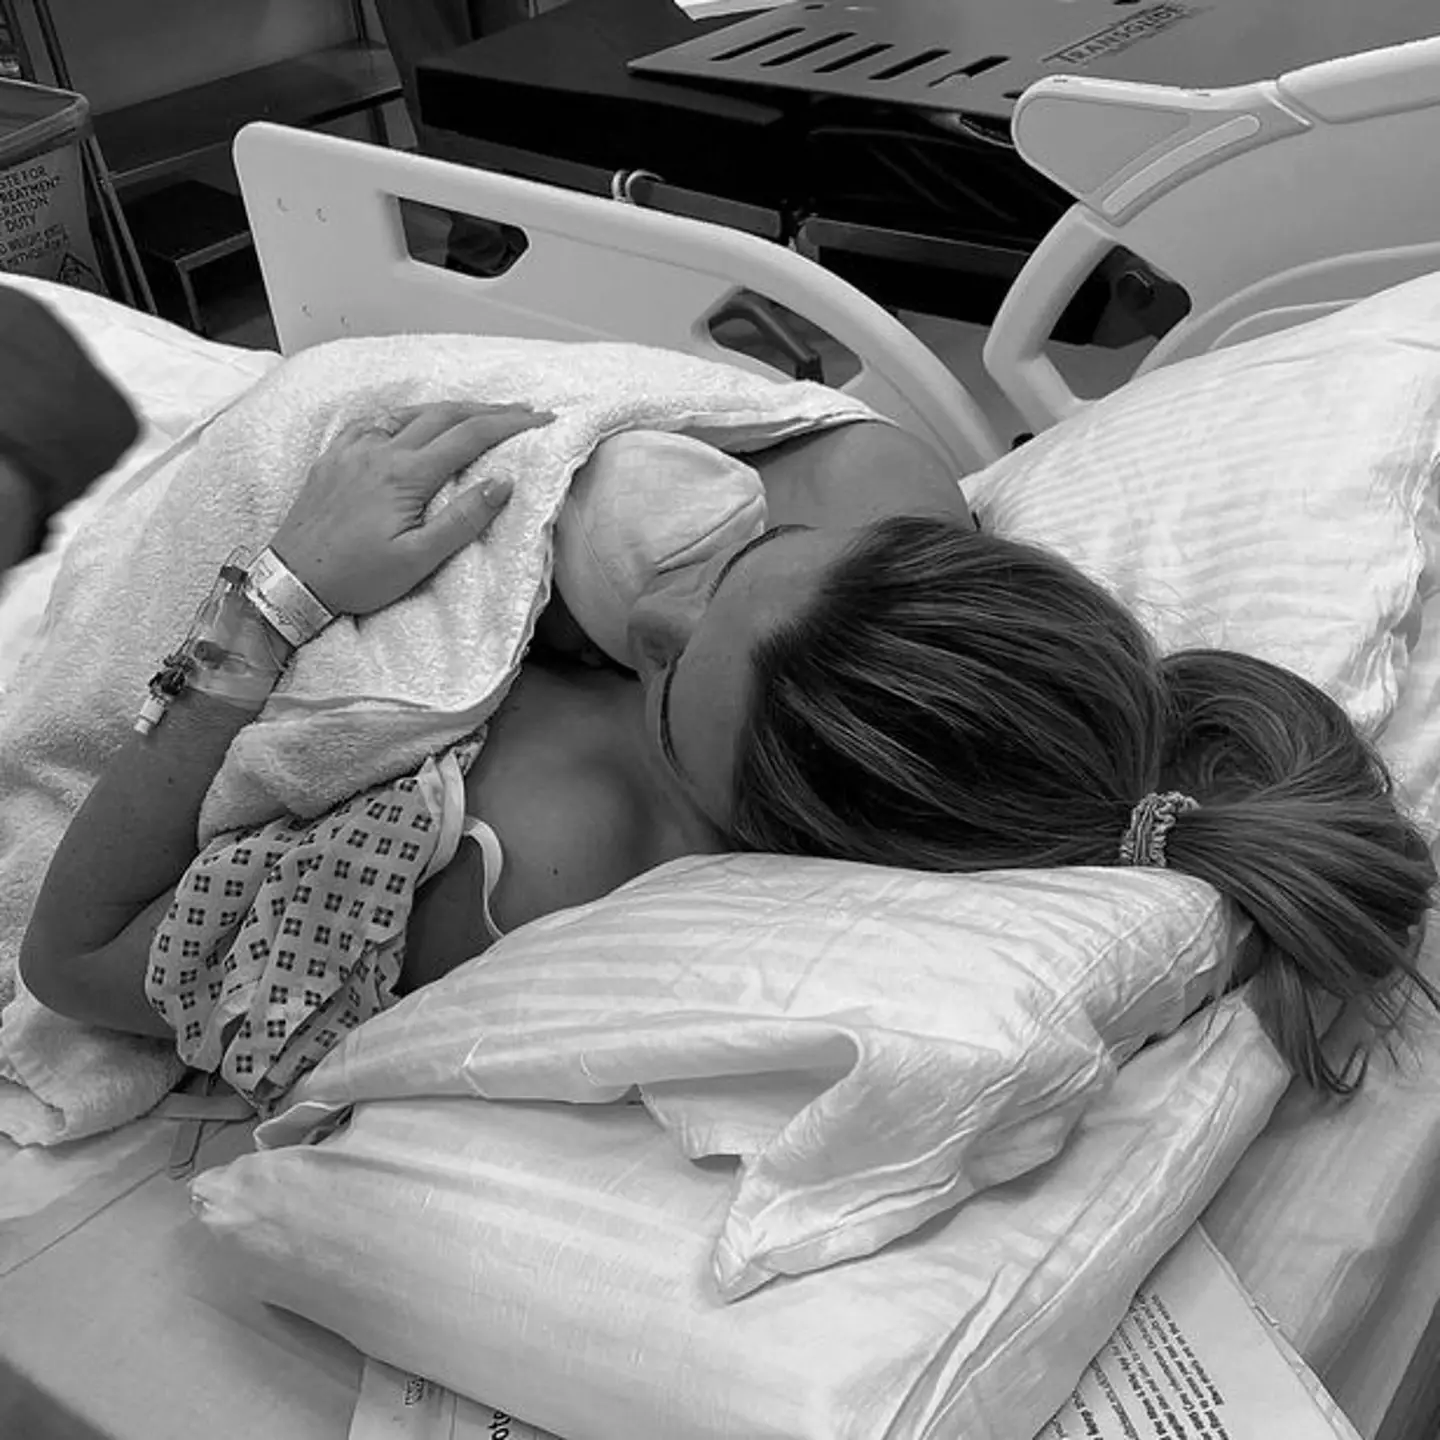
135 556 295 734
243 546 335 648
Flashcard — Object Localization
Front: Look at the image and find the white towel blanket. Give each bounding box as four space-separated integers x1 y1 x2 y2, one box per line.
0 334 873 1143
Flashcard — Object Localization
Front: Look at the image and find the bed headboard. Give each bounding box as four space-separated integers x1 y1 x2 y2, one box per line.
232 123 1003 477
983 36 1440 432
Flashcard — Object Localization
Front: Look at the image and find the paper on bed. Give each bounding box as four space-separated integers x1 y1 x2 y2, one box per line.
1044 1230 1362 1440
0 334 871 1143
350 1364 557 1440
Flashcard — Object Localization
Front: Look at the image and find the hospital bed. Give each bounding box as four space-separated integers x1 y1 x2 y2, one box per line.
4 28 1440 1440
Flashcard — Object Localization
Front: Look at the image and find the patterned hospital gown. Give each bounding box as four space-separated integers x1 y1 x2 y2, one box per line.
145 746 473 1111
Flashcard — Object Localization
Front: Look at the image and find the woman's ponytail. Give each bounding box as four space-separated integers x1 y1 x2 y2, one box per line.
1157 651 1438 1094
721 516 1436 1096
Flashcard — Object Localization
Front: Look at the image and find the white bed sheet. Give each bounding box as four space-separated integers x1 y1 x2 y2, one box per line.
1203 919 1440 1436
0 1121 359 1440
1 278 1438 1440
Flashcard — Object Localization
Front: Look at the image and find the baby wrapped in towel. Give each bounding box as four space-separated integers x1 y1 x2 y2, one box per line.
0 333 875 1135
145 429 775 1107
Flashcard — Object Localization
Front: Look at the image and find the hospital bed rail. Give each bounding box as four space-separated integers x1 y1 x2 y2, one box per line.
232 122 1004 479
983 34 1440 433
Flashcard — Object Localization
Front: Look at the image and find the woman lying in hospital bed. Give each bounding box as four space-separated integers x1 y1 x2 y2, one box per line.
14 376 1436 1114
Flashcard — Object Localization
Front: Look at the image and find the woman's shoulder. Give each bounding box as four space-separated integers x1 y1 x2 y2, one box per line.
753 419 974 531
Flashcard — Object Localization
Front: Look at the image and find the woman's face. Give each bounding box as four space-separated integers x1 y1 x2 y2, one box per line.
627 525 852 829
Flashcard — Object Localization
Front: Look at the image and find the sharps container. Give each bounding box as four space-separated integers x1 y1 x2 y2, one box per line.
0 79 101 290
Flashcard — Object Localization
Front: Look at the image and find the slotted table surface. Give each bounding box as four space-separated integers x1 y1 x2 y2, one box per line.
632 0 1440 118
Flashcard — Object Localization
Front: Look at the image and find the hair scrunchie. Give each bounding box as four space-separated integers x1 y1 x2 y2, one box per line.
1119 791 1199 868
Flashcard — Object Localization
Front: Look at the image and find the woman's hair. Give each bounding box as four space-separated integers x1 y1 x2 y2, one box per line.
728 515 1438 1094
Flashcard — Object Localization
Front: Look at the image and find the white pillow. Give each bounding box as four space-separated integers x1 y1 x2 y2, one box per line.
965 272 1440 736
198 995 1288 1440
259 854 1249 1298
553 430 766 667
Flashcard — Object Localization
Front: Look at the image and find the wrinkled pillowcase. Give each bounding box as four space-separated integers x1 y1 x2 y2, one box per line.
552 430 766 667
198 997 1286 1440
966 270 1440 737
259 854 1251 1299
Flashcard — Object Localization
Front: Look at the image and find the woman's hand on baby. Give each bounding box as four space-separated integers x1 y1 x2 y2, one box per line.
268 400 551 617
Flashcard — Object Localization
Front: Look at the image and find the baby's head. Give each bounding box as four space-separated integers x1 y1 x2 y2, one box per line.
551 430 766 670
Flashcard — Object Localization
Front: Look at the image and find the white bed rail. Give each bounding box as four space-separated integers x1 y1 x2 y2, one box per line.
232 123 1003 476
983 35 1440 433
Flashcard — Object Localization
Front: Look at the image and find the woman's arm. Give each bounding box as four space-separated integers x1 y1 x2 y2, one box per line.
21 692 270 1033
19 401 546 1034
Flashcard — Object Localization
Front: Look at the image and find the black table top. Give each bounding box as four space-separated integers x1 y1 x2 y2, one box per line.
633 0 1440 120
418 0 794 202
412 0 1074 262
411 0 1224 329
